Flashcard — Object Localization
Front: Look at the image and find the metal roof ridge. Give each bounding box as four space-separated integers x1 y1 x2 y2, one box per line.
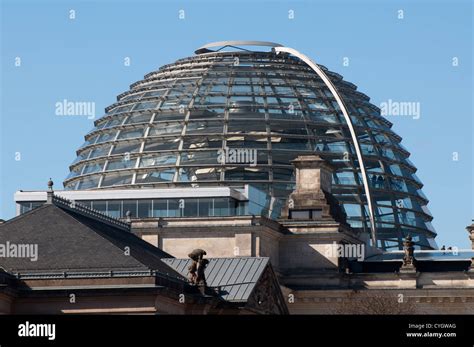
52 194 131 232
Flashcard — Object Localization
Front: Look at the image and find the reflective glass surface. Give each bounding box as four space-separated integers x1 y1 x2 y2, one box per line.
64 50 436 250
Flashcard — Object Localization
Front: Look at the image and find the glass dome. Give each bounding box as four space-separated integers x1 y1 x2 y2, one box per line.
64 41 436 250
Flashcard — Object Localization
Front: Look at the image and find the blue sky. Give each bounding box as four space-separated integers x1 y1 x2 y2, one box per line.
1 0 472 248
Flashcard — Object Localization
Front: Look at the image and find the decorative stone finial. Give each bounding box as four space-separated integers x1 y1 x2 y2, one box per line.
46 178 54 204
47 178 54 191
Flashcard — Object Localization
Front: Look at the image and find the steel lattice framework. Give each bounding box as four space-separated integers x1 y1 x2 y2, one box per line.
64 41 436 250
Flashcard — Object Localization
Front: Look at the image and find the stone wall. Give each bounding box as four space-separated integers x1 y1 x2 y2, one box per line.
287 289 474 314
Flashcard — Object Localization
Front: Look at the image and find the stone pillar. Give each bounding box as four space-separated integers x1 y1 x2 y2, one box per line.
280 155 346 222
278 155 363 274
46 190 54 204
46 179 54 204
293 155 334 194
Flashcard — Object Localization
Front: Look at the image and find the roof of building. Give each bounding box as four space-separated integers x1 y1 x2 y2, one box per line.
364 250 474 262
0 199 183 280
351 250 474 273
162 257 270 302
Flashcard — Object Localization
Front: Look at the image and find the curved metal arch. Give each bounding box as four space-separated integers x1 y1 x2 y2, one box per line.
195 41 283 54
274 46 377 245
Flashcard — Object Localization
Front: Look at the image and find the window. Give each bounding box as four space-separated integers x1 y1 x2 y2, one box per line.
152 199 168 217
138 200 153 218
107 201 122 218
123 200 138 218
101 173 133 187
96 131 117 144
214 198 230 216
136 169 175 183
149 123 182 136
133 101 158 111
90 145 111 158
77 175 100 189
168 199 183 217
125 113 152 124
107 157 136 170
289 209 322 220
139 154 176 167
183 199 198 217
92 200 107 213
199 198 212 217
144 138 180 152
117 127 145 140
111 142 140 155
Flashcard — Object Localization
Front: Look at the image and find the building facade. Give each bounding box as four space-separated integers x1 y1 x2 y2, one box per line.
5 41 474 314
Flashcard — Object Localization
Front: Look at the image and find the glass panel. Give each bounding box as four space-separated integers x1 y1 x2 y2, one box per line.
144 138 180 152
186 121 224 135
66 165 83 179
135 169 175 183
142 89 166 98
343 204 362 217
71 150 90 164
125 113 152 124
180 151 219 165
139 154 177 167
92 200 107 213
149 123 182 136
133 101 159 111
104 116 125 128
107 157 136 170
101 173 133 186
89 145 111 159
109 104 134 115
228 120 266 134
335 171 357 185
137 200 153 218
117 127 145 140
82 161 104 174
123 200 138 218
111 142 141 155
168 199 184 217
183 199 198 217
107 201 122 218
214 198 230 216
96 131 117 144
269 121 306 135
199 198 212 217
152 199 168 217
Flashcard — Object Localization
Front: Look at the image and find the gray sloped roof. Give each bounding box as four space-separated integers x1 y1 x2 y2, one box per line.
162 257 269 302
0 203 183 280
